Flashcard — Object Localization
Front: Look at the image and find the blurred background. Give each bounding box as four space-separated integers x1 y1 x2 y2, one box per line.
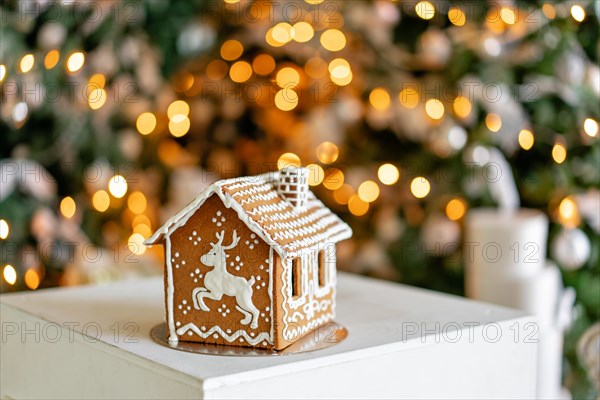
0 0 598 396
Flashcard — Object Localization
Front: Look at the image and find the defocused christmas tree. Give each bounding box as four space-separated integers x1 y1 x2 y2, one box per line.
1 0 598 395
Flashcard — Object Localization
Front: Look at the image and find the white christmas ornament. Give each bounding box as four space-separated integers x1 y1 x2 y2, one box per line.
551 228 591 270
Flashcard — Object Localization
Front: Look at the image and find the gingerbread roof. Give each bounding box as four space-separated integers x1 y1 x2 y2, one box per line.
145 171 352 259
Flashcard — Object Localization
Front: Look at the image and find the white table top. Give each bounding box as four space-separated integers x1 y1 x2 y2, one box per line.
1 272 526 390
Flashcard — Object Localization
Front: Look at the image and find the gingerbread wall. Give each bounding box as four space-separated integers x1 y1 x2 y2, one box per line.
164 194 275 348
273 245 337 350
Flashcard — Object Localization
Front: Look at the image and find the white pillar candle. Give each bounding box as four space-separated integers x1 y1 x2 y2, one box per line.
465 208 548 290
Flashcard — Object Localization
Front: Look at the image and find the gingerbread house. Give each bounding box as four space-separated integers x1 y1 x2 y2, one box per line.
145 167 352 350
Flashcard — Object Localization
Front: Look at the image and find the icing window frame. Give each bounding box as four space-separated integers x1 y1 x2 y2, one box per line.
291 258 302 298
317 250 326 287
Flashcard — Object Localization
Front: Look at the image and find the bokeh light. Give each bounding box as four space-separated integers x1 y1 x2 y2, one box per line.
448 6 466 26
358 180 380 203
446 198 466 221
378 163 400 185
320 29 346 51
0 219 9 239
136 112 156 135
348 195 369 216
333 184 354 205
44 50 60 69
0 65 5 81
206 59 229 80
229 61 252 83
108 175 128 198
369 88 391 110
292 21 314 43
60 196 77 218
583 118 598 137
558 196 580 227
274 88 299 111
307 163 325 186
305 57 328 79
127 191 147 214
89 73 106 89
518 129 534 150
323 168 345 190
485 113 502 132
220 39 244 61
169 115 191 137
20 54 35 73
316 142 339 164
552 142 567 164
453 96 472 118
570 5 585 22
399 88 419 109
500 7 516 25
425 99 444 120
66 52 85 73
415 1 435 20
92 190 110 212
410 177 431 199
128 233 146 255
88 88 107 110
24 269 40 290
276 67 300 88
252 54 276 75
168 100 190 119
272 22 294 44
277 152 301 170
3 265 16 285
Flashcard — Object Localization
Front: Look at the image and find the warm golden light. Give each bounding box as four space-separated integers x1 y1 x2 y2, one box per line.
276 67 300 88
518 129 535 150
500 7 516 25
305 57 328 79
89 73 106 89
398 88 419 109
167 100 190 119
24 269 40 290
44 50 60 69
133 223 153 238
66 52 85 73
206 59 229 80
415 1 435 20
0 220 9 239
92 190 110 212
252 54 276 76
127 191 147 214
316 141 339 164
378 163 400 185
411 177 431 199
320 29 346 52
305 0 324 4
265 27 286 47
169 115 191 137
369 87 391 110
448 6 466 26
136 112 156 135
128 233 146 255
108 175 128 198
323 168 345 190
558 196 580 227
20 54 35 73
88 88 107 110
0 65 5 81
348 195 369 216
330 69 353 86
358 180 380 203
552 143 567 164
425 99 445 120
307 163 325 186
229 61 253 83
446 198 466 221
292 21 314 43
570 5 585 22
272 22 294 44
583 118 599 137
3 265 16 285
274 88 299 111
485 113 502 132
60 196 77 218
542 4 556 19
334 184 354 205
277 152 301 170
328 58 350 78
220 40 244 61
453 96 472 118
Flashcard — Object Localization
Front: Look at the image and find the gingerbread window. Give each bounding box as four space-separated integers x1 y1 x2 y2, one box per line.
291 258 302 298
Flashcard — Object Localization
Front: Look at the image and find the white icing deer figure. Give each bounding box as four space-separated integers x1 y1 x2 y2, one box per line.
192 230 260 329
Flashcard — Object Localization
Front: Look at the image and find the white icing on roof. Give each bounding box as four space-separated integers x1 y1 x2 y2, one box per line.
144 171 352 260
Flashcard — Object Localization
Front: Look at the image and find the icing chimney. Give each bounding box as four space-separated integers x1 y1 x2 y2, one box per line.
277 167 309 209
